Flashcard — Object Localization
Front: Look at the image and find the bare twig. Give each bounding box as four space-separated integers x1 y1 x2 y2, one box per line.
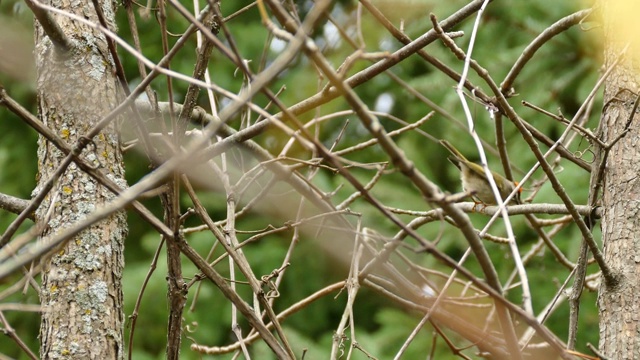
0 311 38 359
501 9 593 91
0 192 30 219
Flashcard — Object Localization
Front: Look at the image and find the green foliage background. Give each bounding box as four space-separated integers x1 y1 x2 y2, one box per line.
0 0 601 358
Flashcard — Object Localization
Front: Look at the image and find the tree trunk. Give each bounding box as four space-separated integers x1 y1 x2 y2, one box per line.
34 0 127 358
597 0 640 357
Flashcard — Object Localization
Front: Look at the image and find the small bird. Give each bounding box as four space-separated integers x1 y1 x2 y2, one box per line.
440 140 520 205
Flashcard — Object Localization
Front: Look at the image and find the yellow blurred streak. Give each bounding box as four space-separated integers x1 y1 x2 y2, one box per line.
604 0 640 60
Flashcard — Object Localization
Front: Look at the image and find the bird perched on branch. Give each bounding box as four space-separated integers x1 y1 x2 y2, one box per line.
440 140 521 205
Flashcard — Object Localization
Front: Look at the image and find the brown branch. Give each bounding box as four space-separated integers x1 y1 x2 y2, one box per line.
260 1 570 358
127 238 166 360
122 0 157 105
172 0 494 155
0 311 38 359
91 0 157 161
191 281 346 354
0 87 171 245
174 233 291 359
23 0 72 52
89 0 128 94
0 192 31 219
522 100 605 147
359 0 492 104
174 3 219 137
142 101 345 230
182 175 296 358
0 3 218 250
433 11 616 287
501 9 593 92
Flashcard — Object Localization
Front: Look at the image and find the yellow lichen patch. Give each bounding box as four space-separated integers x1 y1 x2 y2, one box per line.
62 186 73 195
60 128 70 139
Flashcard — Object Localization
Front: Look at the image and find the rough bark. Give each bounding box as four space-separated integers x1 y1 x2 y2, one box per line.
34 0 127 358
597 1 640 357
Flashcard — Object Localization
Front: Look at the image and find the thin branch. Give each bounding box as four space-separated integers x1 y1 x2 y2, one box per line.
191 281 346 354
331 225 363 359
359 0 492 104
439 12 622 287
0 311 38 360
24 0 72 52
0 0 267 272
0 87 171 245
89 0 129 94
501 9 593 91
179 0 493 154
435 13 532 356
175 234 290 359
521 100 605 146
388 203 599 218
182 174 296 358
174 2 218 137
261 1 570 358
0 192 30 219
127 238 166 360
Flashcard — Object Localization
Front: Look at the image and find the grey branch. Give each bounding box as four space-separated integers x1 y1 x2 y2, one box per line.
0 193 31 220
